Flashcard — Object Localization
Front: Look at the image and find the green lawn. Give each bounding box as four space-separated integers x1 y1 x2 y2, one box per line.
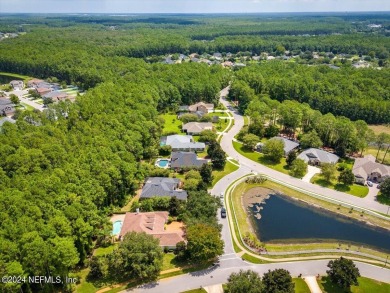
20 103 35 111
75 268 98 293
293 278 311 293
365 146 390 165
160 114 182 134
319 276 390 293
162 252 180 270
94 244 118 257
214 118 229 132
241 253 266 264
377 193 390 206
310 174 369 198
232 141 289 175
212 160 239 186
0 72 31 81
205 112 227 118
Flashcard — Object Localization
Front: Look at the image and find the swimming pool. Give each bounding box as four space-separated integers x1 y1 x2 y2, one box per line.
112 220 123 235
158 159 169 167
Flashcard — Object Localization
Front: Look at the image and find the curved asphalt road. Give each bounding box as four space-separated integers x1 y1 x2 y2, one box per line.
126 87 390 293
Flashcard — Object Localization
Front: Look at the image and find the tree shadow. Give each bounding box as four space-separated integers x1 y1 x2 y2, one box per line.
320 276 351 293
334 184 351 193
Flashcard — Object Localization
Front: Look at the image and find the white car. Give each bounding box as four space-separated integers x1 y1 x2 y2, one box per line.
367 181 373 187
220 192 224 198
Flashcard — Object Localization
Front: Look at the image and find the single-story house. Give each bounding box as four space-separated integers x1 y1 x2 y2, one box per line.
10 80 24 90
119 211 185 249
352 154 390 184
182 122 213 135
27 79 45 88
297 148 340 166
140 177 188 200
256 137 299 156
188 102 214 114
35 87 52 96
222 61 234 67
43 91 68 102
213 52 222 60
170 152 208 170
0 97 15 117
161 135 205 152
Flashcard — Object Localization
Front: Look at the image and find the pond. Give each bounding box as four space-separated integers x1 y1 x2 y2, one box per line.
251 194 390 253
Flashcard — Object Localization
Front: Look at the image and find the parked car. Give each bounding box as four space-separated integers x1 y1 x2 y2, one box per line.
367 181 373 187
221 207 226 218
220 192 224 198
377 184 381 189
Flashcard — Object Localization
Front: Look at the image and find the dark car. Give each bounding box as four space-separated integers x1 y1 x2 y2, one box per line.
221 207 226 218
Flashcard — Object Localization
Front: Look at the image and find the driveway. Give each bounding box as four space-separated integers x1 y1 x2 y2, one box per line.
218 90 390 215
122 86 390 293
302 165 321 183
6 89 45 111
304 276 322 293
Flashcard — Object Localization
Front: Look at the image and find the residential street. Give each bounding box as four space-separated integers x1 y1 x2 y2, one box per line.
126 87 390 293
218 87 390 215
6 89 45 111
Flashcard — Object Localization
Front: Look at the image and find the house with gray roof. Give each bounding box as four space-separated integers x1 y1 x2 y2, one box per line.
43 91 69 102
297 148 339 166
182 122 213 135
161 135 205 152
0 117 16 127
10 80 24 90
170 152 208 170
352 155 390 184
256 137 299 156
140 177 188 201
0 97 15 117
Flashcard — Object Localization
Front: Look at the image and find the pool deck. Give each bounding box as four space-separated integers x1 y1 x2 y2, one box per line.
110 214 126 223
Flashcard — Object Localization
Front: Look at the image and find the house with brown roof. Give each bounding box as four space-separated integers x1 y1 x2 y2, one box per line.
119 211 185 249
182 122 213 135
188 102 214 114
352 155 390 184
27 79 45 88
35 87 52 96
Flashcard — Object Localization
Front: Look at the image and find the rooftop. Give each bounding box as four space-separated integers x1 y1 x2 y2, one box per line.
140 177 188 200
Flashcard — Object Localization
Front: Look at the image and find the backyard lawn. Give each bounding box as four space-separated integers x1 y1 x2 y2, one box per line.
212 160 239 186
232 141 289 175
310 174 369 198
319 276 390 293
160 113 182 134
364 146 390 165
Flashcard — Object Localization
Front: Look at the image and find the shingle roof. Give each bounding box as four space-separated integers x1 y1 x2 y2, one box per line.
188 102 214 112
119 211 185 247
271 137 299 154
298 148 339 164
163 135 205 150
353 155 390 179
170 152 208 169
182 122 213 134
0 117 16 126
140 177 188 200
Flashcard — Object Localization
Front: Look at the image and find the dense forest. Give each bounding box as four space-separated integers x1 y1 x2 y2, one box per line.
230 62 390 123
0 13 389 292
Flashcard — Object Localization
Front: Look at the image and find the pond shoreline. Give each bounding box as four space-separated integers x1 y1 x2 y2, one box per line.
241 186 390 255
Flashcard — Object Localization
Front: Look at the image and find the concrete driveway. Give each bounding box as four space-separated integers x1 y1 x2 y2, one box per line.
302 165 321 183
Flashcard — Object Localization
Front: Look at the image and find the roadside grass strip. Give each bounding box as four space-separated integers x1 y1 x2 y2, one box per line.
225 174 390 265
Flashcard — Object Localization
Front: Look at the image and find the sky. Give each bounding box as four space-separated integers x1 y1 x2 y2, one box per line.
1 0 389 14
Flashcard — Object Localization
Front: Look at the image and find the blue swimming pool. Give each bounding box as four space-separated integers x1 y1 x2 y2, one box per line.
112 220 123 235
158 159 169 167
